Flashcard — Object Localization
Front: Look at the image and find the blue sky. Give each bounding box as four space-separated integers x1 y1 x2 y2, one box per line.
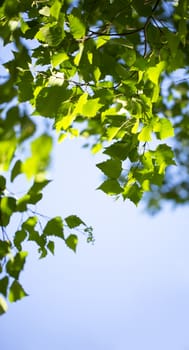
1 138 189 350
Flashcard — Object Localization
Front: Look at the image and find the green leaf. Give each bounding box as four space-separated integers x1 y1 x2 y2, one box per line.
43 217 64 238
22 216 38 233
104 141 133 161
0 175 6 192
82 98 103 117
14 230 27 251
96 159 122 179
69 11 85 39
0 197 17 226
47 241 55 255
50 0 62 20
155 144 176 174
28 180 51 195
154 118 174 140
96 35 110 49
35 86 70 118
123 183 143 205
8 280 28 303
39 6 50 17
138 126 152 142
147 61 165 85
22 134 53 179
11 160 22 182
35 23 64 47
65 234 78 252
51 52 69 67
123 48 136 67
0 240 11 260
6 252 28 280
98 179 123 195
0 297 8 315
0 276 9 297
65 215 85 229
17 193 43 211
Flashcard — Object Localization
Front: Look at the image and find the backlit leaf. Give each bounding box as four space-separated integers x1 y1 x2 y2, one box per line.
65 234 78 252
0 297 8 315
69 12 85 39
8 280 28 302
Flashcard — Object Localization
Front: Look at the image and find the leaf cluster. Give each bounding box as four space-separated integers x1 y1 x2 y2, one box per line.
0 0 189 312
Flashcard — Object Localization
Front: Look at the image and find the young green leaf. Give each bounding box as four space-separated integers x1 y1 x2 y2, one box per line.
65 234 78 252
8 280 28 303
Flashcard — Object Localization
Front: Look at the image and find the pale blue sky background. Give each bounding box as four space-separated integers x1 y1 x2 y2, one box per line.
1 138 189 350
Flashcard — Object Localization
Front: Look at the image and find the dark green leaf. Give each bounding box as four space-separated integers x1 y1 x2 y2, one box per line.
96 159 122 179
0 175 6 192
43 217 64 238
65 215 85 229
0 276 9 297
14 230 27 251
0 240 11 260
47 241 55 255
98 179 123 195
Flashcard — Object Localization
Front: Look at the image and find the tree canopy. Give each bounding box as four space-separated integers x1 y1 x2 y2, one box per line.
0 0 189 314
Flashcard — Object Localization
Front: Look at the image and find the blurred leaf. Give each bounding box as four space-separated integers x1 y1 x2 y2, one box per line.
0 197 16 226
6 252 28 280
0 297 8 315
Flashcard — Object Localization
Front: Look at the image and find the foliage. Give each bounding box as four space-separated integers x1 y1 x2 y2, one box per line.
0 0 189 313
